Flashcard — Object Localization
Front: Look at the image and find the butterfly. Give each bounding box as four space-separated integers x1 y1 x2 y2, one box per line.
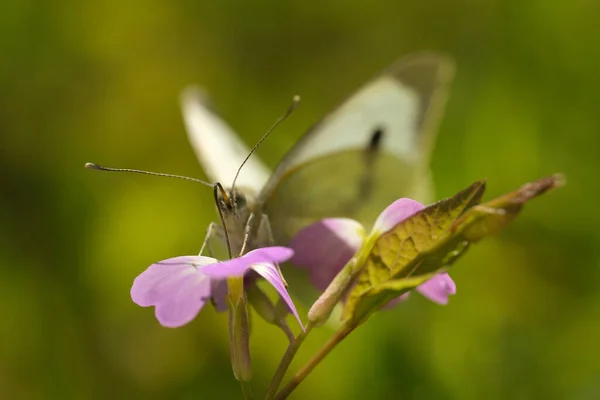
181 52 455 267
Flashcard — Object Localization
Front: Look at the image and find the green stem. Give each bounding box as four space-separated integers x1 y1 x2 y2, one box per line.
265 323 314 400
239 380 253 399
273 323 355 400
228 277 252 381
280 322 296 344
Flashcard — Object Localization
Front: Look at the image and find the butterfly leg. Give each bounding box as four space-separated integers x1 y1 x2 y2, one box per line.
258 213 288 288
239 212 256 256
198 221 224 257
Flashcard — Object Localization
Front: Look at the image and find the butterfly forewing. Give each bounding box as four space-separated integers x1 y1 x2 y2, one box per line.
259 53 455 245
181 86 270 192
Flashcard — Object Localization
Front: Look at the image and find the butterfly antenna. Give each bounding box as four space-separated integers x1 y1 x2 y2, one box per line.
86 163 237 258
230 95 301 194
84 162 214 187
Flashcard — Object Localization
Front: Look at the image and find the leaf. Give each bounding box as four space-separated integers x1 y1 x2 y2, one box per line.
343 180 485 322
343 175 563 325
456 174 565 241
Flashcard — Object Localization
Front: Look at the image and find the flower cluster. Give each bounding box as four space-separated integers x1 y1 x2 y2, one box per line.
131 198 455 328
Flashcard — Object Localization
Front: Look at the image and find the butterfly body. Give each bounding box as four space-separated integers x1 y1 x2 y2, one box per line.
213 188 265 256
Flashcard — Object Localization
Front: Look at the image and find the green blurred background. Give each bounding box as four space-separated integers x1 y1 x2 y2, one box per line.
1 1 598 399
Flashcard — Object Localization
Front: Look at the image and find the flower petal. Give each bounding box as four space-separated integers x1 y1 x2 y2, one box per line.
382 292 411 310
416 273 456 305
200 247 294 278
131 256 214 306
250 262 304 330
372 198 425 234
241 247 295 268
210 278 228 312
382 274 456 309
289 218 365 291
154 274 212 327
131 256 215 328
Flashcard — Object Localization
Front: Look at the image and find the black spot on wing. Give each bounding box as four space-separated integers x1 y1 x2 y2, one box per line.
356 126 386 205
368 127 385 152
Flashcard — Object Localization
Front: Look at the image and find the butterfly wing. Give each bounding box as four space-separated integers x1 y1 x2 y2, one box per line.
259 53 455 245
180 86 270 192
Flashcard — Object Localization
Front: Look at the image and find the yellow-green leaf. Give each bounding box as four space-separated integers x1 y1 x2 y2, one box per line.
343 175 563 325
456 174 565 241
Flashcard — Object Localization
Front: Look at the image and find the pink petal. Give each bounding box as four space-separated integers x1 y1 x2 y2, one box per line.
200 247 302 328
382 292 411 309
131 256 214 328
200 247 294 278
289 218 365 291
251 262 304 330
382 274 456 309
210 279 228 312
416 273 456 305
372 198 425 234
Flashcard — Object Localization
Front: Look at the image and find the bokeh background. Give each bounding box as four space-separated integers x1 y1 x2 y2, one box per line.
1 1 598 399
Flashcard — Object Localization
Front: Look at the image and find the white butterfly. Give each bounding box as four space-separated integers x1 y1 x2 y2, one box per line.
181 53 455 264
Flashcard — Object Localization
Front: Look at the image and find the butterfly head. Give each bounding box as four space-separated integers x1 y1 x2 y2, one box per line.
215 185 256 222
214 185 260 257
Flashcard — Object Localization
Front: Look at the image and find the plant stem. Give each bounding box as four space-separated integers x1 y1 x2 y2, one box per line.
281 322 295 344
228 277 252 381
239 380 253 399
273 323 355 400
265 323 314 399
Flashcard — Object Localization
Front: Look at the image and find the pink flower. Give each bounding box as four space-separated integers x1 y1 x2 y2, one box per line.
290 199 456 306
131 247 302 328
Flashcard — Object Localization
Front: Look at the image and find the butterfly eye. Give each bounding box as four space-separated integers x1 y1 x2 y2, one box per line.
235 192 247 210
